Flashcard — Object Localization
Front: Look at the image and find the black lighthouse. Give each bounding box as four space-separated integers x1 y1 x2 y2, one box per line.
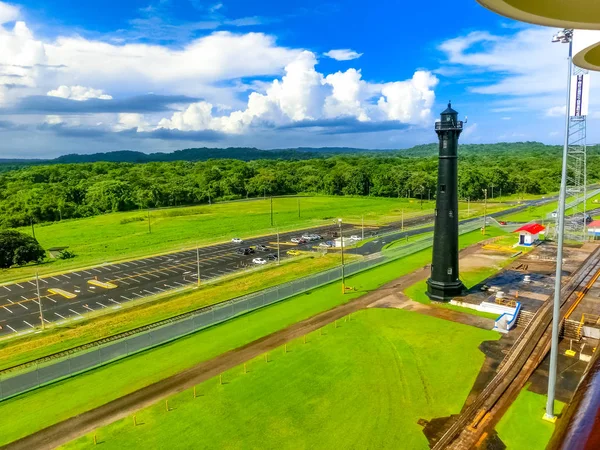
426 103 465 301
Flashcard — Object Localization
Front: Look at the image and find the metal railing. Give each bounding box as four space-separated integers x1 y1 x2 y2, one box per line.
0 221 483 401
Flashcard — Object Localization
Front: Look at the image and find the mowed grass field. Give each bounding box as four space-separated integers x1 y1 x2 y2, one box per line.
0 229 499 446
496 385 564 450
62 309 499 450
4 196 505 283
500 191 600 223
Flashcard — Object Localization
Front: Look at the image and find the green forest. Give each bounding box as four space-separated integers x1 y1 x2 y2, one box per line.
1 142 598 229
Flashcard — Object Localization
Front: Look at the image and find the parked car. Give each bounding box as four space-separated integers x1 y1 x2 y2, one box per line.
266 254 278 261
252 257 267 265
291 237 302 243
301 234 313 240
255 244 269 252
350 235 362 241
236 247 254 255
231 238 243 244
499 221 507 225
319 242 332 248
287 249 301 256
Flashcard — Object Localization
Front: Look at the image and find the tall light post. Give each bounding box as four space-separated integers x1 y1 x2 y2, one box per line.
36 272 44 330
196 244 201 287
338 218 346 294
277 228 280 265
361 215 365 241
482 189 488 234
545 28 574 423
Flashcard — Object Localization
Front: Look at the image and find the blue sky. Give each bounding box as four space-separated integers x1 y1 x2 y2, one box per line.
0 0 592 157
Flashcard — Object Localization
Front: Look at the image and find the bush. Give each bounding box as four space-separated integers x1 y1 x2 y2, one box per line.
0 230 45 268
119 216 145 225
57 249 76 260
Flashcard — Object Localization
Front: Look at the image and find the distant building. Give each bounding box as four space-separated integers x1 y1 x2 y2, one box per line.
514 223 545 246
587 220 600 240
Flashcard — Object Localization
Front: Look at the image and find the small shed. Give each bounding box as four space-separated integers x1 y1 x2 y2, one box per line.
587 220 600 239
514 223 545 246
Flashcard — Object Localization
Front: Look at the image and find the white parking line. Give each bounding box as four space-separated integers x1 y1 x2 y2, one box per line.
132 292 144 298
174 281 185 286
82 305 94 311
96 302 107 308
120 262 131 267
20 296 28 301
61 274 71 280
109 298 120 304
154 287 165 292
3 286 11 292
68 309 82 316
120 280 131 286
18 303 28 310
55 312 67 319
31 299 39 305
46 296 57 303
27 281 36 287
82 270 93 275
128 261 140 266
143 289 154 295
51 277 61 282
39 278 48 284
15 283 24 289
91 268 102 273
2 306 12 313
23 321 34 328
7 324 16 333
73 273 82 277
120 296 131 301
137 275 151 281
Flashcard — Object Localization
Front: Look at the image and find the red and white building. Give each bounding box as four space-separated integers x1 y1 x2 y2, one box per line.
514 223 545 246
587 220 600 239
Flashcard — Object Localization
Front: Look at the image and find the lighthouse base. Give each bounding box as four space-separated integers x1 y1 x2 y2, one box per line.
426 278 465 302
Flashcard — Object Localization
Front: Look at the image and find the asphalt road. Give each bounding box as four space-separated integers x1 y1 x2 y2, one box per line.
0 196 556 338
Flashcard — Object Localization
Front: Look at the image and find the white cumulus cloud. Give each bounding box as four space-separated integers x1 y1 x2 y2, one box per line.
377 71 438 123
0 1 19 24
324 49 363 61
47 85 113 101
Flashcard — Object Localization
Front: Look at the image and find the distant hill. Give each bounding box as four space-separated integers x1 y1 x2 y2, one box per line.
0 147 393 166
2 142 599 168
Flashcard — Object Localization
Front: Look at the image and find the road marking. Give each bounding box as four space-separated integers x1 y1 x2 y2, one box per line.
3 306 12 313
82 305 94 311
7 299 13 303
20 296 28 301
91 268 102 273
18 303 28 310
51 277 61 282
32 299 39 305
61 274 71 280
96 302 107 308
87 279 118 289
39 278 48 284
48 288 77 299
154 287 165 292
3 286 11 292
55 312 66 319
149 273 161 279
68 309 82 316
43 318 50 324
120 280 131 286
6 325 16 333
73 273 82 277
139 275 151 281
46 296 57 303
128 261 140 266
143 289 154 295
23 321 34 328
109 298 120 304
15 283 24 289
132 292 144 298
82 270 93 275
27 281 36 287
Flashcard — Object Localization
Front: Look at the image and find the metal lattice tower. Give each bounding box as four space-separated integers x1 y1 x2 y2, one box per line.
555 64 588 241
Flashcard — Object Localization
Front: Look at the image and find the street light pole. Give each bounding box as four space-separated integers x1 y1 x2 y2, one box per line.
338 219 345 294
483 189 488 234
277 228 280 265
270 197 273 227
36 272 44 330
196 244 201 287
361 215 364 241
545 29 574 423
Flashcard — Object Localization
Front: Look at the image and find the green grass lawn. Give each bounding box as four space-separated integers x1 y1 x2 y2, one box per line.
496 385 564 450
3 196 511 283
61 309 499 450
0 228 498 446
500 191 600 223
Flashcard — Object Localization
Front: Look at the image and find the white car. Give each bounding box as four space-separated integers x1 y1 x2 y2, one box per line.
349 235 362 241
252 257 267 265
291 237 301 243
231 238 243 244
319 242 331 248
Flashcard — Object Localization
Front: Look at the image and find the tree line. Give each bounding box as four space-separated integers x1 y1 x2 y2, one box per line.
1 142 598 229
